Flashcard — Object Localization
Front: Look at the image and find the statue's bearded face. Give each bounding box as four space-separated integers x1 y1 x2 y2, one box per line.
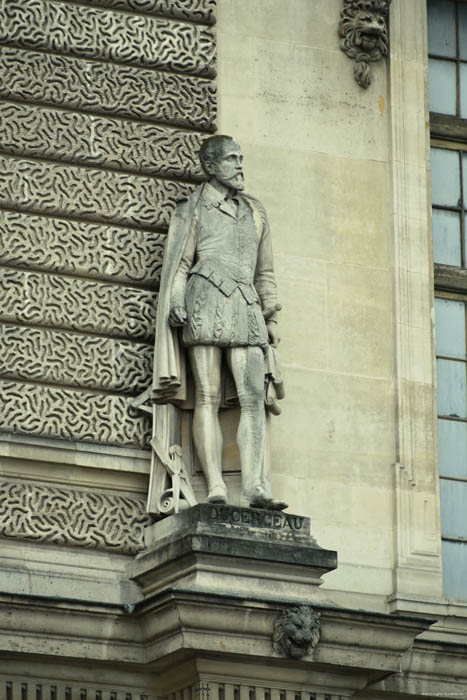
207 141 245 191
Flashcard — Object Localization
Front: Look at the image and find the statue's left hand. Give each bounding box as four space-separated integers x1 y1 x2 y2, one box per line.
267 321 280 347
169 306 187 327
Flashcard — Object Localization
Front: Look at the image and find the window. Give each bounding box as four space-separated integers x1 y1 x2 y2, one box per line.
429 0 467 599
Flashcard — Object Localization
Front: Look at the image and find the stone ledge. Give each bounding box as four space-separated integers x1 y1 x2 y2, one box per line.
0 587 435 684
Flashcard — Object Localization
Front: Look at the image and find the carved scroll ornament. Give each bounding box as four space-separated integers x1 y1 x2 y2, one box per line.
339 0 392 89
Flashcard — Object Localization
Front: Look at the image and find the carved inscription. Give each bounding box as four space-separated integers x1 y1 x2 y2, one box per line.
0 48 216 132
0 380 151 447
0 155 194 229
0 102 206 181
0 0 216 77
0 210 165 285
75 0 216 24
0 324 152 394
208 505 307 531
0 269 157 341
0 480 151 553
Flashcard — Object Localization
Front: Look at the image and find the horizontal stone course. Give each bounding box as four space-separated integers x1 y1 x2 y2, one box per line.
0 102 206 180
0 479 151 553
0 210 165 285
0 0 216 77
0 155 195 229
0 380 151 447
0 47 216 131
0 268 157 341
0 324 153 395
73 0 216 24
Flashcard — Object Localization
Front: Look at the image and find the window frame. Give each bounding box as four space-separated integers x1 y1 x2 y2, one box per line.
429 0 467 599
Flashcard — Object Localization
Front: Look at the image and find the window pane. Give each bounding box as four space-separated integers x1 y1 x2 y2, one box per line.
442 540 467 600
431 148 460 207
462 153 467 205
435 297 466 356
460 4 467 60
429 58 457 115
438 419 467 478
432 209 461 265
441 480 467 537
460 63 467 118
437 358 467 418
428 0 457 57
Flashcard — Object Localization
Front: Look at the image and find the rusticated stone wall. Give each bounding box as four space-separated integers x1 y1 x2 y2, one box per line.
0 480 150 553
0 0 216 448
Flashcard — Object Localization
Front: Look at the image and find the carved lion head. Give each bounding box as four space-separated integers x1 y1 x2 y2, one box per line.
272 606 321 659
339 0 391 87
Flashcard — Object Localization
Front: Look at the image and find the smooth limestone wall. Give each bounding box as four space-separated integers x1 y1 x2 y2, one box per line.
216 0 396 608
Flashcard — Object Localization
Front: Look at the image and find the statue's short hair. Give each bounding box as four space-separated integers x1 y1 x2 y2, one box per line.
199 135 237 174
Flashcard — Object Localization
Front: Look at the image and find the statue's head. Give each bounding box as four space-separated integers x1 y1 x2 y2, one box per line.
199 135 244 191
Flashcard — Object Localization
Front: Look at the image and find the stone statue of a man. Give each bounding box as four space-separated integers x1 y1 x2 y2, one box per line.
152 135 286 510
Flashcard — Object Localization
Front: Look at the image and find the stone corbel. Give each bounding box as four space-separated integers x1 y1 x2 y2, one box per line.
339 0 392 88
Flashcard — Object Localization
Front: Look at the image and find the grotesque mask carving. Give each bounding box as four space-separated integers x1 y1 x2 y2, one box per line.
339 0 392 88
272 605 321 659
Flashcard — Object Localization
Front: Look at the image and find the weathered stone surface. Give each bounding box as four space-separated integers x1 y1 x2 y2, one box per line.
0 155 194 229
0 380 151 447
0 47 217 131
0 324 152 394
75 0 216 23
0 269 157 341
0 210 165 285
0 0 216 77
0 479 150 553
0 102 206 181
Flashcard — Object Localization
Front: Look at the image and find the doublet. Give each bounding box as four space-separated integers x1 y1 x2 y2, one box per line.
170 183 278 349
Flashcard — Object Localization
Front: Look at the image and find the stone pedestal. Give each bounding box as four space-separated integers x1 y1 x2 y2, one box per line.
132 504 337 601
129 505 434 696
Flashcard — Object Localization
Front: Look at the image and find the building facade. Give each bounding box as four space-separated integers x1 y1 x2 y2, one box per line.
0 0 465 697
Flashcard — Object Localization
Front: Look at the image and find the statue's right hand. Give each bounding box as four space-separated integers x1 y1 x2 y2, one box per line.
169 306 187 327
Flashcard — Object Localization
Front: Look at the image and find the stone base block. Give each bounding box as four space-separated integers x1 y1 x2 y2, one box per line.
132 504 337 601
